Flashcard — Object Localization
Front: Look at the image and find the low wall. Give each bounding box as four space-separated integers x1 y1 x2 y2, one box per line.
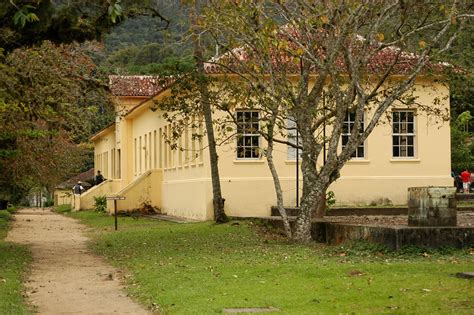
109 170 162 213
312 222 474 250
54 189 72 206
79 180 122 210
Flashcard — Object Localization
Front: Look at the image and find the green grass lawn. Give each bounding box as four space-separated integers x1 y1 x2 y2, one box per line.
69 211 474 314
0 209 32 314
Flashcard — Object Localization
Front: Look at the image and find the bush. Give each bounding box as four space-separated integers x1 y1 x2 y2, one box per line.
0 210 11 221
93 196 107 212
43 199 54 207
6 205 17 214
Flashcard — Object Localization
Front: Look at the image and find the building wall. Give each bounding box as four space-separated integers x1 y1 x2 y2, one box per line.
214 79 451 217
92 77 451 220
54 189 72 206
94 128 116 180
123 100 211 219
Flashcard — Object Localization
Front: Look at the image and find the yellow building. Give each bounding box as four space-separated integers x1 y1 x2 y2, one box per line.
78 73 452 220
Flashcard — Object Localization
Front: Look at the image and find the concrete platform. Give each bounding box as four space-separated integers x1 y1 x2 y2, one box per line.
312 222 474 250
252 215 474 250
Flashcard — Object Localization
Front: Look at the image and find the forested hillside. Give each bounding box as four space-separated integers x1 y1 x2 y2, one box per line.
98 5 194 75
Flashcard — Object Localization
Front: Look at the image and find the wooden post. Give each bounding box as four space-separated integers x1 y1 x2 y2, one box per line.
106 196 125 231
114 199 118 231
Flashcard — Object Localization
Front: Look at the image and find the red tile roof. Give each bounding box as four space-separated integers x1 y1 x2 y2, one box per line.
109 35 450 98
204 31 449 75
109 75 165 97
56 168 95 189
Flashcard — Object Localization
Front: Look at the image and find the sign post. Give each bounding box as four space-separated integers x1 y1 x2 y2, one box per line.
106 196 126 231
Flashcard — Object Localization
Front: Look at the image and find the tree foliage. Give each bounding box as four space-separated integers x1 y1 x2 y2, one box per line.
0 0 172 201
451 111 474 171
0 0 170 53
0 41 114 201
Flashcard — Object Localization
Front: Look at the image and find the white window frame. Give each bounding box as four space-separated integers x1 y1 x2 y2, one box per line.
341 111 365 159
236 110 260 159
392 110 416 158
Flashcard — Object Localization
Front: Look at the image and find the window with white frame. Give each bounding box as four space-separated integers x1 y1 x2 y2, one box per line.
287 117 302 160
392 110 415 157
341 111 365 158
236 111 260 159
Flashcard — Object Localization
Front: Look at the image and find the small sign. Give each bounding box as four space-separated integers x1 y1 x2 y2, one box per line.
106 196 126 200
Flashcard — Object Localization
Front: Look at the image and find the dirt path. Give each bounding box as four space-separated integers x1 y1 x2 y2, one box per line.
6 208 150 315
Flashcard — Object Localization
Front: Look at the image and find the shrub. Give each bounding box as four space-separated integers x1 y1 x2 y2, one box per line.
43 199 54 207
93 196 107 212
6 205 17 214
326 191 336 207
0 210 11 221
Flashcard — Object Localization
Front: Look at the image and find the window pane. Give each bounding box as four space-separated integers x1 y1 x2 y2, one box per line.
393 123 399 133
244 111 251 121
408 146 414 157
393 112 399 122
244 148 251 158
407 136 414 146
252 147 259 158
400 111 406 121
400 136 407 146
393 146 399 157
407 123 414 133
357 146 364 157
342 123 349 134
407 112 414 122
393 136 399 145
400 146 407 156
342 135 349 145
251 136 259 146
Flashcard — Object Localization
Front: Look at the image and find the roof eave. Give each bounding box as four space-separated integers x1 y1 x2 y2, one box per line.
90 123 116 142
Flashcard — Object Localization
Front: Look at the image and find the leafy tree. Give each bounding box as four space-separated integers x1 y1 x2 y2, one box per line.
100 42 194 75
0 1 173 202
0 41 113 202
200 1 473 241
451 111 474 171
155 1 228 223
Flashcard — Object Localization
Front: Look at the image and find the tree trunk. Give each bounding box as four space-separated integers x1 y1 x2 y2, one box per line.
192 4 228 223
293 121 323 242
314 192 326 218
266 120 292 238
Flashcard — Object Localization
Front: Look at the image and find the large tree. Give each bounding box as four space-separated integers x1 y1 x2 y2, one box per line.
0 41 113 201
200 1 473 241
152 1 229 223
0 1 172 202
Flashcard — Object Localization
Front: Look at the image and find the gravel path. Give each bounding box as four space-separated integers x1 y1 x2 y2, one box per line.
6 208 149 315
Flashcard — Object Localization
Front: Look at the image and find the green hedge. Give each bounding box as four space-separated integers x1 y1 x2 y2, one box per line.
0 210 12 239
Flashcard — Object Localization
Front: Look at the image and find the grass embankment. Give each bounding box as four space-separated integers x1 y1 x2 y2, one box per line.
69 211 474 314
0 207 31 314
